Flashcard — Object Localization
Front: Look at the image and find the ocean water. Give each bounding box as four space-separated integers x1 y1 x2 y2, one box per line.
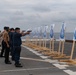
54 33 73 40
22 32 73 40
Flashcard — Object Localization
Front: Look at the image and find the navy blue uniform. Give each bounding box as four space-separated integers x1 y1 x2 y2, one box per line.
13 32 22 64
9 32 14 56
9 32 14 45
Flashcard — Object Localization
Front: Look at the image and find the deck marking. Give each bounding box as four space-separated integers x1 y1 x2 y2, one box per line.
22 45 76 75
40 56 48 59
64 70 76 75
20 57 48 62
0 67 52 73
53 64 69 69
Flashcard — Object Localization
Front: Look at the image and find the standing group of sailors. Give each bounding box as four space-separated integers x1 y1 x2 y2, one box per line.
0 27 30 67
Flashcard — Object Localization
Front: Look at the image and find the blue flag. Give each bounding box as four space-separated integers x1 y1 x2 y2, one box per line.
50 25 54 38
60 23 65 39
43 25 48 38
73 28 76 40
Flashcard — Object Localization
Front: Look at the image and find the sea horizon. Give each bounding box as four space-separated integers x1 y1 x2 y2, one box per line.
22 32 74 40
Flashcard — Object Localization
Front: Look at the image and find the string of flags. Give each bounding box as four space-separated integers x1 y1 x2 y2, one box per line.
31 22 76 41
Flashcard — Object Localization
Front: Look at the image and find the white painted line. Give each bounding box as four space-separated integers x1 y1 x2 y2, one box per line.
63 70 72 75
22 45 42 56
9 56 48 63
0 45 76 75
53 64 69 69
32 52 42 56
40 56 48 59
0 67 51 73
20 57 48 62
22 46 62 64
59 62 67 65
35 53 42 56
64 70 76 75
22 45 49 59
22 45 70 73
45 59 58 63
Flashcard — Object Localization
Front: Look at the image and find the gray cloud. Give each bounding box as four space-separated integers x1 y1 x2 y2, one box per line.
0 0 76 32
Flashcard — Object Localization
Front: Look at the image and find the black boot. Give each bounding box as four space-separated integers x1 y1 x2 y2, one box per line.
15 63 23 67
5 61 12 64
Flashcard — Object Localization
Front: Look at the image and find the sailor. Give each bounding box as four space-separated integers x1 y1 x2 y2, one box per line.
13 27 31 67
3 27 11 64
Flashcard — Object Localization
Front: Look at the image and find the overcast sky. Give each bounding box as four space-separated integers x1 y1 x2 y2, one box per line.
0 0 76 32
